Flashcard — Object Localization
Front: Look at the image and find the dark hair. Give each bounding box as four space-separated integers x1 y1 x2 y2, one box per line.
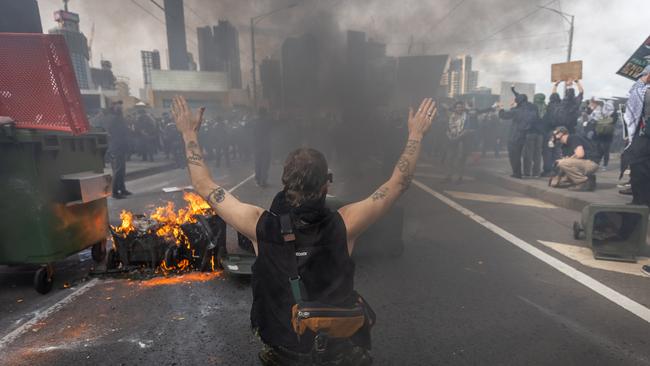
282 148 328 207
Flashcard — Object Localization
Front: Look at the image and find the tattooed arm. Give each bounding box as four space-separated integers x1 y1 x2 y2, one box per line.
338 98 436 255
171 96 264 252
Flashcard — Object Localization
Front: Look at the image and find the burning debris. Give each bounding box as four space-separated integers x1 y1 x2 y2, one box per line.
108 192 226 275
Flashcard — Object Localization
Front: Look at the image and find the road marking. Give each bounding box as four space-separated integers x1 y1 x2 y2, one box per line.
228 173 255 193
445 190 557 209
539 240 650 277
412 179 650 324
415 173 476 181
0 278 99 352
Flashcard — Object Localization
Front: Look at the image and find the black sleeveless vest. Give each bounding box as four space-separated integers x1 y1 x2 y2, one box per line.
251 192 360 353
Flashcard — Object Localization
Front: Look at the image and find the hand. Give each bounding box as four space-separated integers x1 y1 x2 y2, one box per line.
171 95 205 136
408 98 436 138
554 80 563 87
510 101 517 108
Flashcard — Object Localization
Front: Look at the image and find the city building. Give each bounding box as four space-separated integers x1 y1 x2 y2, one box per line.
259 58 282 109
0 0 43 33
145 69 246 114
48 1 93 89
141 50 161 87
282 34 319 109
91 60 116 90
197 21 242 89
444 55 479 97
163 0 189 70
48 0 117 114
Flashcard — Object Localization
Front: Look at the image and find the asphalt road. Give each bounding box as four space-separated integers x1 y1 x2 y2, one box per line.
1 157 650 365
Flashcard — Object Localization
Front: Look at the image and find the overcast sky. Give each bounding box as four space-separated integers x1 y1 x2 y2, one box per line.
38 0 646 99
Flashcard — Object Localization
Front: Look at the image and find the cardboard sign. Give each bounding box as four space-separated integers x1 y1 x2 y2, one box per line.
551 60 583 82
617 35 650 81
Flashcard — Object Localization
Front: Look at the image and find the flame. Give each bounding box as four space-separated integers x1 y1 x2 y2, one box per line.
111 210 135 238
112 192 218 274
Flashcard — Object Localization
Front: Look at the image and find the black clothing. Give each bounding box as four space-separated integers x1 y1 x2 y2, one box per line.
498 102 540 142
105 112 130 154
251 192 365 354
110 152 126 196
508 139 525 177
565 134 599 163
558 91 584 133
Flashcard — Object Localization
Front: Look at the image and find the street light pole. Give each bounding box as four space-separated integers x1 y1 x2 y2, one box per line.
538 6 575 62
250 17 257 106
567 14 574 62
250 3 299 108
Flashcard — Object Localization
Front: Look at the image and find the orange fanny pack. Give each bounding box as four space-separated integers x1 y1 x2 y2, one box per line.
291 298 372 339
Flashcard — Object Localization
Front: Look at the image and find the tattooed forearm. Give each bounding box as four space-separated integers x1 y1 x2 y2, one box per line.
396 156 410 173
185 141 204 167
187 150 204 166
404 139 420 156
371 187 389 201
399 174 413 193
207 187 226 205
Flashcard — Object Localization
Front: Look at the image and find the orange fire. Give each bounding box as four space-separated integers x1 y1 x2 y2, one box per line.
112 210 136 238
112 192 219 273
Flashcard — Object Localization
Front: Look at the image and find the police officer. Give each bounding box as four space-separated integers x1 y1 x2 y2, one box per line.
171 96 436 365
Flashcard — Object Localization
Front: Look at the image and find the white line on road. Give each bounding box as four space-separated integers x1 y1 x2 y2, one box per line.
228 173 255 193
412 179 650 324
0 278 99 352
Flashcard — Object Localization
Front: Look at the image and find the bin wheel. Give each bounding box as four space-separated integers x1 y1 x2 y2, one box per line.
34 265 53 295
215 246 226 270
91 240 107 263
573 221 583 240
106 248 120 270
164 244 179 268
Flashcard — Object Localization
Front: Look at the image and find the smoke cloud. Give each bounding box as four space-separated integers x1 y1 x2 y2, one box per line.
38 0 646 98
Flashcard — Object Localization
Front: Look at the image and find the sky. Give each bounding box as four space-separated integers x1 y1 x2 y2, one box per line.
37 0 647 99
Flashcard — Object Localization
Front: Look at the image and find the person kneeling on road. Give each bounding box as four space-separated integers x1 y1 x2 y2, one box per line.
171 95 437 365
549 126 599 191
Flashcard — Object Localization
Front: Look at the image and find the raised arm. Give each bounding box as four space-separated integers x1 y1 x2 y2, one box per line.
552 81 561 95
171 96 264 248
338 98 436 254
575 80 584 98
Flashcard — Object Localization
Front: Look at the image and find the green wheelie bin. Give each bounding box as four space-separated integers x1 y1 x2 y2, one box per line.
0 124 112 294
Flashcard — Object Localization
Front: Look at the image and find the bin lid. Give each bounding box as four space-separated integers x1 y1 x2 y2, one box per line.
0 33 90 135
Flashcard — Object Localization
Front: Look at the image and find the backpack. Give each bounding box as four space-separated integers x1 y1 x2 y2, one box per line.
595 116 615 136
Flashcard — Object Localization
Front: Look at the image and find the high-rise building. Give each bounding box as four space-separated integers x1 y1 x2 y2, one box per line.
282 34 318 109
196 21 242 89
91 60 116 90
48 1 93 89
445 55 479 97
141 50 161 87
197 26 219 71
214 20 242 89
164 0 188 70
0 0 43 33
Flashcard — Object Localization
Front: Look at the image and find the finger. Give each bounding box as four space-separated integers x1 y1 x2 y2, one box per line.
408 107 414 121
426 100 436 115
416 98 428 115
180 96 189 116
198 107 206 125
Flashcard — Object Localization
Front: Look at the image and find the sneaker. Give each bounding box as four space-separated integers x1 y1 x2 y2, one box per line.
619 187 633 196
642 265 650 277
122 190 133 196
112 193 126 200
510 174 522 179
601 166 608 172
617 181 631 189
